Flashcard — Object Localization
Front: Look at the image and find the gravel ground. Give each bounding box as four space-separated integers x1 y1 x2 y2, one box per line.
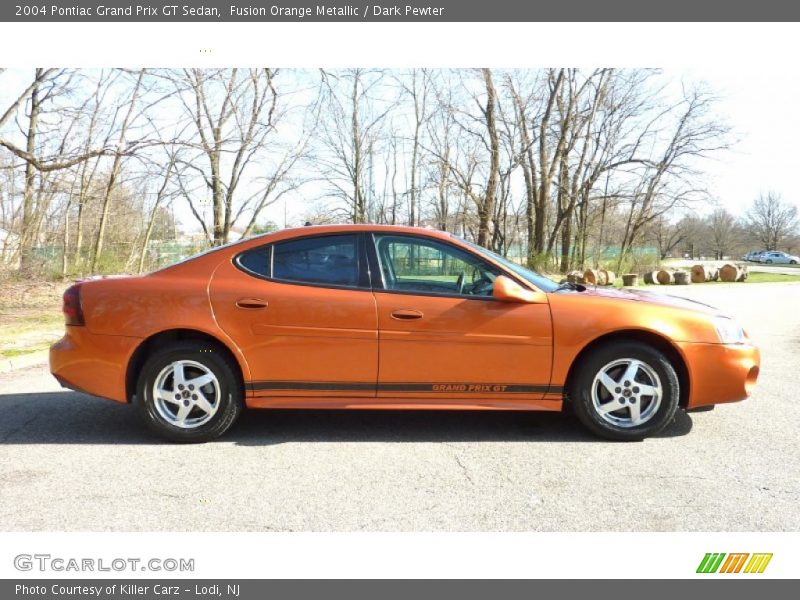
0 282 798 532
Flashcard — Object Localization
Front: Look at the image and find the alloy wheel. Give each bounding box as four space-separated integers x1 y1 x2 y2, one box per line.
591 358 663 428
152 360 221 429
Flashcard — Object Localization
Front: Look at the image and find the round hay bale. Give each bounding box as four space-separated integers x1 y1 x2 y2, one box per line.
673 270 690 285
621 273 638 287
600 269 616 286
691 265 706 283
583 269 599 285
643 271 658 285
566 270 584 284
719 263 740 282
737 266 749 282
691 264 719 283
656 270 673 285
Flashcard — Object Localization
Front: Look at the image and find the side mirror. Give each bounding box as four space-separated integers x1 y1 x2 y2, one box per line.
492 275 547 304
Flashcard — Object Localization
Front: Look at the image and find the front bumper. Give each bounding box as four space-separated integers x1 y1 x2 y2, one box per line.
676 341 760 408
49 327 141 403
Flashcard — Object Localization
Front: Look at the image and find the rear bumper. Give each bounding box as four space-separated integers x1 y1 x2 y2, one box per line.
677 341 760 408
49 327 141 403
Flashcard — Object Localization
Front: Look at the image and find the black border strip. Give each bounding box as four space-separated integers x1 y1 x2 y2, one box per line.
250 381 564 394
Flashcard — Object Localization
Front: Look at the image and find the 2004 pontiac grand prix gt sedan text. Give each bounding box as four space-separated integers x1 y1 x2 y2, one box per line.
49 225 760 442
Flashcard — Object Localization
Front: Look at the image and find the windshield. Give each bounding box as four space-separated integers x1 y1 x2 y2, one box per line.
461 239 559 293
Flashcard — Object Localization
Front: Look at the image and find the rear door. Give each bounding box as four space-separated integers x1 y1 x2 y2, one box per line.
368 233 554 407
209 233 379 402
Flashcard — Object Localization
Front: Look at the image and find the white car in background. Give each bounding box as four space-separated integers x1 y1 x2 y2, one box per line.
759 251 799 264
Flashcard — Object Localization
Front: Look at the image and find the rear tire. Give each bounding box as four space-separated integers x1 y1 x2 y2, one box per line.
568 341 680 441
136 341 243 443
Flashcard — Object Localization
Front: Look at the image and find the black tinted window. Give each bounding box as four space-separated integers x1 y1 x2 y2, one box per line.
273 235 359 287
237 246 270 277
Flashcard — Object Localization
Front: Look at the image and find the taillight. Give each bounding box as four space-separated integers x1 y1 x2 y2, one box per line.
63 284 85 326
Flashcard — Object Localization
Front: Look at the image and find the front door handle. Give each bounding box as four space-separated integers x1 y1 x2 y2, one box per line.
236 298 268 309
391 309 423 320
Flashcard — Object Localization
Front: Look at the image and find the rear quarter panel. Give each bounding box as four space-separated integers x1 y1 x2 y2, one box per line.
81 273 215 338
78 257 252 382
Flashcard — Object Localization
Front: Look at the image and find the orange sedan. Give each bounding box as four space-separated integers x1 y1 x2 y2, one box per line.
50 225 760 442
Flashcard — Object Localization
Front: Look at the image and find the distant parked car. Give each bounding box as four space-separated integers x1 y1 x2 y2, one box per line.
759 251 799 265
742 250 767 262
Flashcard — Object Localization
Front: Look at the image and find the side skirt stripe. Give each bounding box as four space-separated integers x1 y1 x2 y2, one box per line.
249 380 564 394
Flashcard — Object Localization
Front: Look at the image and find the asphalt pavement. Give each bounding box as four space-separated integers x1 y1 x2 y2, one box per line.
0 282 798 531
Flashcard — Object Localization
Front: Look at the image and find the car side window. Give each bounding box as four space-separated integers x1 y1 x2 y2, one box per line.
272 234 359 287
373 234 498 298
237 245 271 277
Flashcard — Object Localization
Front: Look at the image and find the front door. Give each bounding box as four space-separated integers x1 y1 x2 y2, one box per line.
209 233 378 404
369 234 554 408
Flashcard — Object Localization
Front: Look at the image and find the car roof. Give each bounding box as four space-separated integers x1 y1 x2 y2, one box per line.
274 223 454 239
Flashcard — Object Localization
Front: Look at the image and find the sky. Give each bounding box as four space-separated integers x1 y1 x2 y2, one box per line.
676 67 800 216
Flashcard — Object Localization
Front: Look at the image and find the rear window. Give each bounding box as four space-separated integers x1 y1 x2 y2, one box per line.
235 234 360 287
237 245 270 277
271 234 359 287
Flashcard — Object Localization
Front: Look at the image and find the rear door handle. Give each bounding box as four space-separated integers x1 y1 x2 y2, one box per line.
236 298 268 309
390 309 423 320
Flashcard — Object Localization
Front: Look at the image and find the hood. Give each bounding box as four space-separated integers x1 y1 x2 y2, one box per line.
565 285 721 315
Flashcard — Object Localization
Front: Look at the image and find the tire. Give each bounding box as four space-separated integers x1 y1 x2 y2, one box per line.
136 341 243 443
567 341 680 441
791 260 797 265
766 260 772 264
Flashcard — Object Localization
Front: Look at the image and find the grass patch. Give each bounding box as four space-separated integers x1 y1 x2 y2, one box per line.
741 272 800 283
0 312 63 335
611 270 800 288
0 342 52 360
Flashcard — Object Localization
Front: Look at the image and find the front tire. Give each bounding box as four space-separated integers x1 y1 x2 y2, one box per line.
136 341 243 443
568 341 680 441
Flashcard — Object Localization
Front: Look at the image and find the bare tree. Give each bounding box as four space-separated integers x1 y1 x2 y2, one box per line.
173 68 281 244
314 69 394 224
90 69 146 271
615 88 730 271
746 191 798 251
706 208 740 259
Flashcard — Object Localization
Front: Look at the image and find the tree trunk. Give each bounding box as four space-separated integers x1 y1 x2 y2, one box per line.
477 68 499 247
18 69 43 271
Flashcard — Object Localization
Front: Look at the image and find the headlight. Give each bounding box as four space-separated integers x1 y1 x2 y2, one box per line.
713 316 746 344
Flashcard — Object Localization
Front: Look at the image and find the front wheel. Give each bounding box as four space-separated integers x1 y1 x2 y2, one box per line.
568 341 680 441
136 342 243 442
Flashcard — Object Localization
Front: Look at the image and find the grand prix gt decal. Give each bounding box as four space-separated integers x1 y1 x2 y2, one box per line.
249 380 564 394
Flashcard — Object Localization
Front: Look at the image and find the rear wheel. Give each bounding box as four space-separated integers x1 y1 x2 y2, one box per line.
568 341 680 441
136 342 243 442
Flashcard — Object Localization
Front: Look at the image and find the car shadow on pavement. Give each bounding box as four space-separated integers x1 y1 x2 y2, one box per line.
0 390 694 445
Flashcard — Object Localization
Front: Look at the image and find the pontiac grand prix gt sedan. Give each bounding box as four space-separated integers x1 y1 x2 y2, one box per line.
50 225 760 442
